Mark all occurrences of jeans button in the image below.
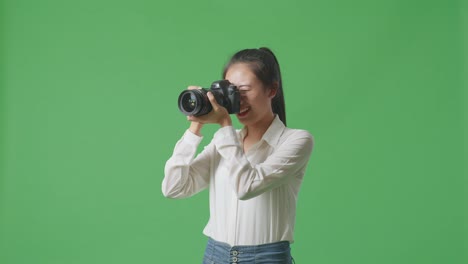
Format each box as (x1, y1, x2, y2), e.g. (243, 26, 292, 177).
(232, 256, 238, 262)
(232, 250, 238, 256)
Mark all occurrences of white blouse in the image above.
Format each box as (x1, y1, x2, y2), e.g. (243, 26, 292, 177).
(162, 115, 314, 246)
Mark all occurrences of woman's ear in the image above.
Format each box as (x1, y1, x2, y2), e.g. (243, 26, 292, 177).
(268, 82, 279, 99)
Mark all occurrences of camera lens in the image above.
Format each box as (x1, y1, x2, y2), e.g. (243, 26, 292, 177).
(181, 93, 197, 112)
(178, 89, 212, 116)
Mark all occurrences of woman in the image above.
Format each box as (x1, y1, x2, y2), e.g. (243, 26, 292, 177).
(163, 47, 314, 263)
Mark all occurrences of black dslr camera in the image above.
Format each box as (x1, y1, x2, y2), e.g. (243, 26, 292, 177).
(178, 80, 240, 116)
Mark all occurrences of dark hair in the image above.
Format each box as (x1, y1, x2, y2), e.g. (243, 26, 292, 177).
(222, 47, 286, 126)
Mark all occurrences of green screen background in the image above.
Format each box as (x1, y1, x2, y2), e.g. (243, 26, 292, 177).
(1, 0, 465, 263)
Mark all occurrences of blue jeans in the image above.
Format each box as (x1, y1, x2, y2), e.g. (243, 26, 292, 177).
(203, 237, 294, 264)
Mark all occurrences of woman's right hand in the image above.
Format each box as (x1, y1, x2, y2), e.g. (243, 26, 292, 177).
(185, 85, 232, 136)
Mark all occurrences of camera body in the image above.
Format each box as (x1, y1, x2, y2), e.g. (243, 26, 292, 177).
(178, 80, 240, 116)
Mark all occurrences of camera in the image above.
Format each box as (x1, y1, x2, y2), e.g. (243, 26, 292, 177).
(178, 80, 240, 116)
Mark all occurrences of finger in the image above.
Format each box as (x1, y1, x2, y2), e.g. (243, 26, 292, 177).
(187, 115, 204, 123)
(207, 92, 220, 110)
(187, 85, 202, 90)
(187, 115, 198, 122)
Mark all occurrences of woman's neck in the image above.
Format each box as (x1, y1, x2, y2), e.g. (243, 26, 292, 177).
(244, 113, 276, 142)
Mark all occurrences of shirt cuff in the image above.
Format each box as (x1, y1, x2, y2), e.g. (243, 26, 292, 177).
(183, 129, 203, 146)
(213, 126, 240, 147)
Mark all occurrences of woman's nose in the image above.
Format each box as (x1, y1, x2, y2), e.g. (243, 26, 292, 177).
(240, 97, 247, 105)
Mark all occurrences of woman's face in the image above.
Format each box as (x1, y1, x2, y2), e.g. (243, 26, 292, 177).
(225, 63, 276, 126)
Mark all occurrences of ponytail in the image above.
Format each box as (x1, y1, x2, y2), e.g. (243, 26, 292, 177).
(259, 47, 286, 126)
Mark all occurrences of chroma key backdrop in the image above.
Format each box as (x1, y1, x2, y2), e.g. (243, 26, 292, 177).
(0, 0, 465, 263)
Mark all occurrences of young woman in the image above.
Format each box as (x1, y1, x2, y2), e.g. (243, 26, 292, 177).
(163, 47, 314, 263)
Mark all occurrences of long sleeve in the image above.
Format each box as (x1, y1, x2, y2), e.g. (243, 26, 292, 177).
(162, 130, 213, 199)
(212, 126, 314, 200)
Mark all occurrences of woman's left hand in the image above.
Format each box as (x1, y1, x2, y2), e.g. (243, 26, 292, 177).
(187, 92, 232, 127)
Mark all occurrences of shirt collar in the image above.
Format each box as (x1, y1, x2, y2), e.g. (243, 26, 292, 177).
(238, 115, 286, 147)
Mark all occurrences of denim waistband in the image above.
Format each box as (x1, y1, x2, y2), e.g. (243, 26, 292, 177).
(203, 237, 293, 264)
